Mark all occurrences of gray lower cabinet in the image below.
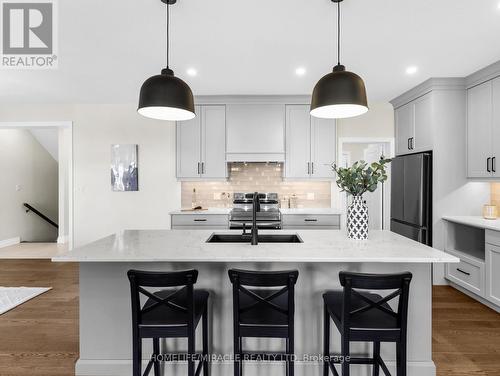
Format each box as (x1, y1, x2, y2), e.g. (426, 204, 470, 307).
(486, 243, 500, 306)
(171, 214, 228, 230)
(282, 214, 340, 230)
(176, 105, 226, 180)
(444, 221, 500, 310)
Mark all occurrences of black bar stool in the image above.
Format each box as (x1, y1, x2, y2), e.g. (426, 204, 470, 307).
(127, 269, 209, 376)
(323, 271, 412, 376)
(228, 269, 299, 376)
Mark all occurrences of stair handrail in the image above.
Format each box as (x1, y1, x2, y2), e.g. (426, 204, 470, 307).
(23, 203, 59, 229)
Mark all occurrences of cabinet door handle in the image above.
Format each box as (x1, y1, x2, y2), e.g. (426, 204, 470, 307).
(201, 162, 205, 174)
(411, 137, 414, 150)
(408, 138, 411, 150)
(493, 157, 496, 173)
(311, 162, 314, 175)
(193, 219, 207, 222)
(456, 268, 470, 276)
(304, 218, 318, 222)
(487, 157, 491, 173)
(307, 162, 310, 175)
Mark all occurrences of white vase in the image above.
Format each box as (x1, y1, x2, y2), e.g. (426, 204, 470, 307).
(347, 196, 369, 240)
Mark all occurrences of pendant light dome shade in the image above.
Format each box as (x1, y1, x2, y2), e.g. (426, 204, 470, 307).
(138, 68, 195, 121)
(310, 65, 368, 119)
(310, 0, 368, 119)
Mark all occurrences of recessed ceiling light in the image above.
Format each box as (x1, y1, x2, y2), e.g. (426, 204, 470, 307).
(295, 67, 306, 76)
(406, 66, 418, 75)
(186, 68, 198, 77)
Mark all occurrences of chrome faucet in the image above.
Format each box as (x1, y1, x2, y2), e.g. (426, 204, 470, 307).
(251, 192, 260, 245)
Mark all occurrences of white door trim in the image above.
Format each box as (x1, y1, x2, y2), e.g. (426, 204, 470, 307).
(0, 121, 74, 249)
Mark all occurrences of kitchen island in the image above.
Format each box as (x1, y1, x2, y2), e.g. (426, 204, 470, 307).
(53, 229, 457, 376)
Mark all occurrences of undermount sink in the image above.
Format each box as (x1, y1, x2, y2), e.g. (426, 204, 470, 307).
(206, 233, 303, 243)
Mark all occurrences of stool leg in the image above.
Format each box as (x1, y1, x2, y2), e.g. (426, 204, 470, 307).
(203, 307, 209, 376)
(233, 335, 241, 376)
(289, 331, 294, 376)
(372, 342, 380, 376)
(133, 336, 142, 376)
(341, 337, 350, 376)
(323, 303, 330, 376)
(153, 338, 160, 376)
(396, 341, 407, 376)
(188, 332, 195, 376)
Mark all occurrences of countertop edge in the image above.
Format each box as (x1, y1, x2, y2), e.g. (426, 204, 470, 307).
(443, 216, 500, 231)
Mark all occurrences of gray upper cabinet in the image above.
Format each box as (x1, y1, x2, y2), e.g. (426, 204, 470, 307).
(285, 105, 336, 179)
(394, 92, 433, 156)
(285, 105, 311, 178)
(395, 102, 413, 155)
(311, 116, 336, 179)
(226, 104, 285, 162)
(176, 105, 227, 180)
(177, 106, 202, 179)
(467, 81, 493, 178)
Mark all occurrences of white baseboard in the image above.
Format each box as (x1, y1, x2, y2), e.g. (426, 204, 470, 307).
(57, 235, 68, 244)
(76, 359, 436, 376)
(0, 237, 20, 249)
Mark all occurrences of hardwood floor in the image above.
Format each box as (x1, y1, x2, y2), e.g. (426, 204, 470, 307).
(433, 286, 500, 376)
(0, 261, 498, 375)
(0, 259, 78, 376)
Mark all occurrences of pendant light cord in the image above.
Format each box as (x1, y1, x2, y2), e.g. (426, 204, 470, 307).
(337, 1, 341, 66)
(166, 2, 170, 68)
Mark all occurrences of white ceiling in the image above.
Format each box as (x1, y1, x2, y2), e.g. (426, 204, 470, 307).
(2, 0, 500, 104)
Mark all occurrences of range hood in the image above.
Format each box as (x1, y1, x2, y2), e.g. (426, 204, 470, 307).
(225, 104, 285, 162)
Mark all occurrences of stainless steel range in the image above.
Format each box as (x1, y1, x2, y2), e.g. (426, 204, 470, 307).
(229, 192, 281, 229)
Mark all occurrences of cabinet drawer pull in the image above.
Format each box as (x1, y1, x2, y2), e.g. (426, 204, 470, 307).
(304, 219, 318, 222)
(487, 157, 491, 173)
(456, 268, 471, 276)
(193, 219, 207, 222)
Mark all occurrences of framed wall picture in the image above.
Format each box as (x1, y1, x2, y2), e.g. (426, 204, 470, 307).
(111, 144, 138, 192)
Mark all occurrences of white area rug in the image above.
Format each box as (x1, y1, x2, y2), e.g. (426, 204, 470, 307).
(0, 287, 52, 315)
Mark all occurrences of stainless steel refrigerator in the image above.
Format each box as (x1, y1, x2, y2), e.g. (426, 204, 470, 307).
(390, 152, 432, 246)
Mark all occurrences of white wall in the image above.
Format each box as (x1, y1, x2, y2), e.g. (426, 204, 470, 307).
(332, 102, 395, 209)
(0, 129, 58, 242)
(0, 104, 181, 247)
(72, 105, 180, 246)
(337, 102, 395, 139)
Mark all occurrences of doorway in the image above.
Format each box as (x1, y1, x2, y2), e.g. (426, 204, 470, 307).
(0, 122, 73, 252)
(338, 138, 394, 230)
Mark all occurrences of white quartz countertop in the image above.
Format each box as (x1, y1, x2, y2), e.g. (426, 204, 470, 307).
(53, 229, 457, 264)
(169, 208, 342, 215)
(443, 215, 500, 231)
(280, 208, 342, 215)
(169, 208, 231, 215)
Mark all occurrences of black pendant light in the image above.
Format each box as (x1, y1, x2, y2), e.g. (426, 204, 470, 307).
(138, 0, 195, 121)
(310, 0, 368, 119)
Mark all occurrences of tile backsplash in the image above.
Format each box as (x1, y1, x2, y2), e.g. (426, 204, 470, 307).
(181, 163, 332, 209)
(491, 183, 500, 208)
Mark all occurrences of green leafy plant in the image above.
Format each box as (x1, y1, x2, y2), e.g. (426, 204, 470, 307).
(332, 157, 391, 196)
